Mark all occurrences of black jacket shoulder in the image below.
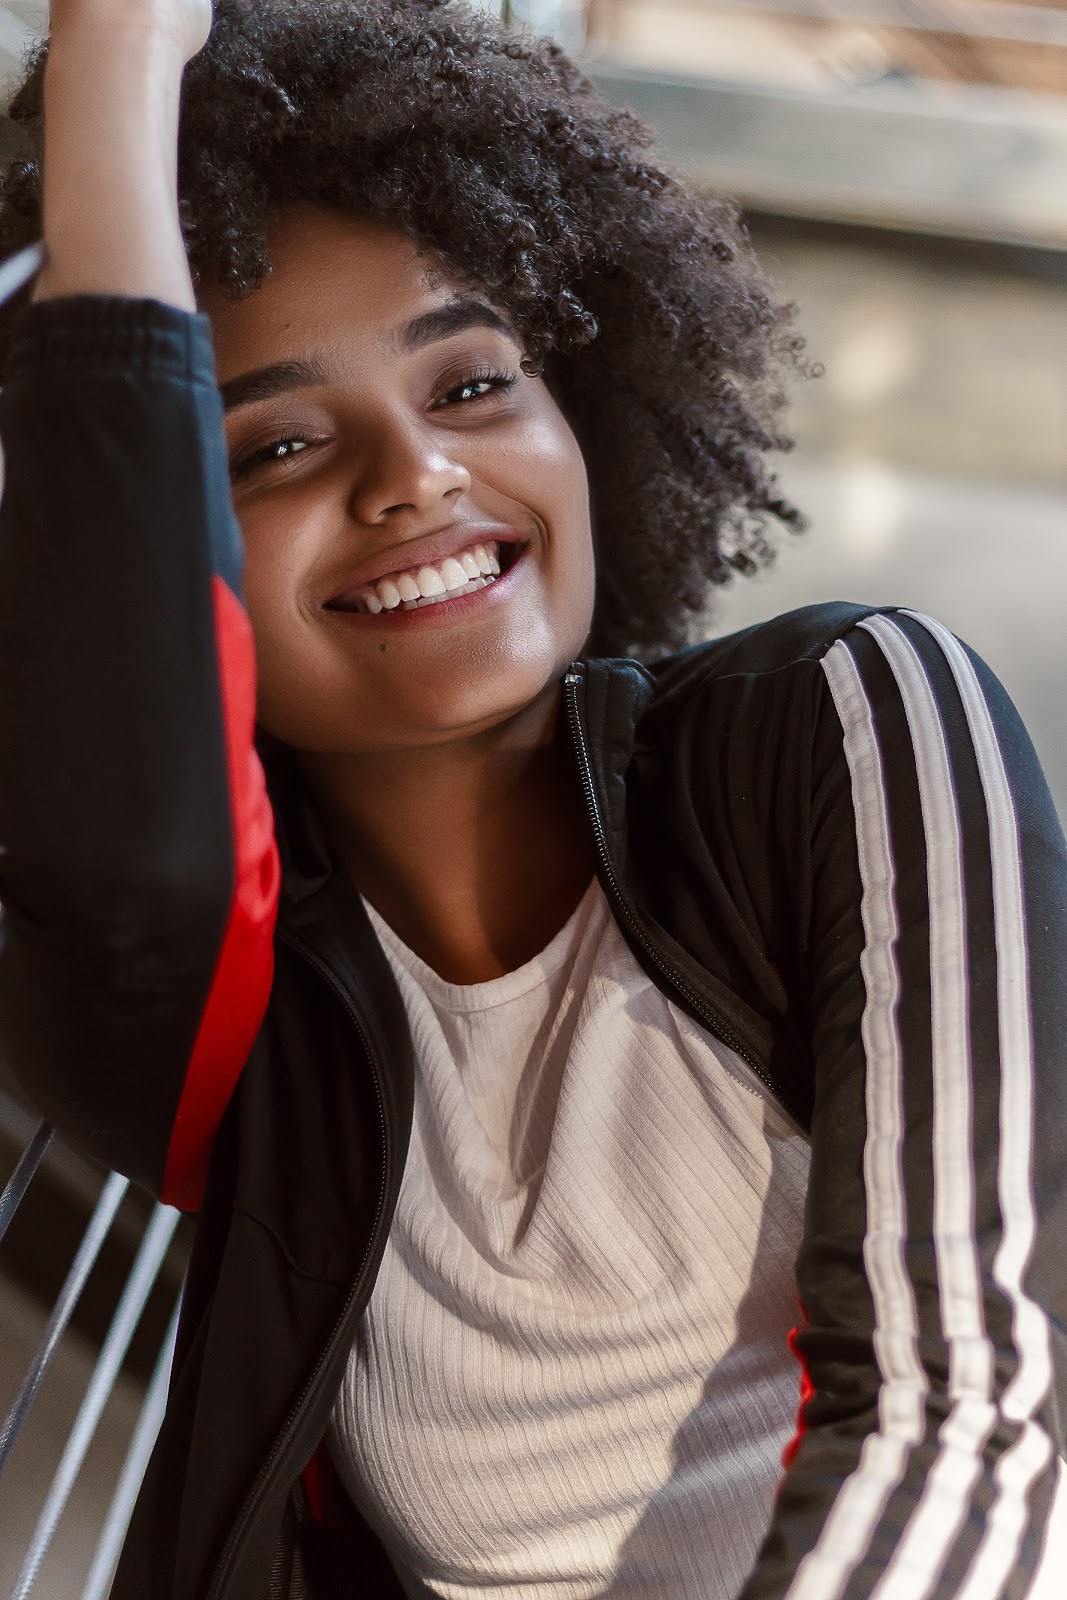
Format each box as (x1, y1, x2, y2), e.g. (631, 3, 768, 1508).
(648, 600, 898, 698)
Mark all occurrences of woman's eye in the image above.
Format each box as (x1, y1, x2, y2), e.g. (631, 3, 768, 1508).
(231, 437, 311, 478)
(437, 370, 517, 408)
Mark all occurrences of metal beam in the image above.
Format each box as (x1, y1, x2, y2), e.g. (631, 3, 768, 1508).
(677, 0, 1067, 49)
(584, 60, 1067, 249)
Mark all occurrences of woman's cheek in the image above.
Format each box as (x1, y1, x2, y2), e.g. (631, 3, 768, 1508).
(488, 399, 594, 583)
(238, 518, 317, 737)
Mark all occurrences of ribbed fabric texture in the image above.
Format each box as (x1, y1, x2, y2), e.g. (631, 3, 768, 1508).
(328, 881, 811, 1600)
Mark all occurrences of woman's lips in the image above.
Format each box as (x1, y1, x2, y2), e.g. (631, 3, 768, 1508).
(330, 539, 504, 615)
(324, 543, 530, 628)
(325, 529, 527, 612)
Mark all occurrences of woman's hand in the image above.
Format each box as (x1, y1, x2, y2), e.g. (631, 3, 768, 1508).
(33, 0, 213, 309)
(48, 0, 212, 67)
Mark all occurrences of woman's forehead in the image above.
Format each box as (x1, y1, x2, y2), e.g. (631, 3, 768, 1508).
(203, 205, 499, 377)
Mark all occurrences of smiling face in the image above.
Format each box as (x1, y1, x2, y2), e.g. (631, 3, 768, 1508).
(202, 206, 596, 756)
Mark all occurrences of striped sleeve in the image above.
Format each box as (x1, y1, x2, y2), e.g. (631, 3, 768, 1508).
(742, 611, 1067, 1600)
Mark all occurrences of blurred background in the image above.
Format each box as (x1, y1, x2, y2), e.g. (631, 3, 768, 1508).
(0, 0, 1065, 1594)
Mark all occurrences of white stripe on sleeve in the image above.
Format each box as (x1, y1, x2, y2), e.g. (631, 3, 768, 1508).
(785, 637, 926, 1600)
(905, 612, 1054, 1600)
(861, 615, 998, 1600)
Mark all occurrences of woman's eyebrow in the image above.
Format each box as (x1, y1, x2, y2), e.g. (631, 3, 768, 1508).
(219, 357, 331, 413)
(219, 301, 514, 412)
(397, 298, 515, 353)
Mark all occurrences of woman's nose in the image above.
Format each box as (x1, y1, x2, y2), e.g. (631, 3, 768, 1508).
(347, 423, 473, 525)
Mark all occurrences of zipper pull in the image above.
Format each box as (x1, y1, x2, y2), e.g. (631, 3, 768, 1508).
(563, 665, 583, 686)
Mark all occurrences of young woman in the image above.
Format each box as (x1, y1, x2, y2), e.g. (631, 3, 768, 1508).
(0, 3, 1064, 1598)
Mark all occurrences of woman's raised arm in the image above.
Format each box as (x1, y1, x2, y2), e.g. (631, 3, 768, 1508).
(0, 0, 280, 1212)
(34, 0, 210, 308)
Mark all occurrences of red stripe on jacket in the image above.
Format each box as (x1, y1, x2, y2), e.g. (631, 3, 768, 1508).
(162, 578, 280, 1212)
(781, 1312, 815, 1473)
(302, 1442, 345, 1527)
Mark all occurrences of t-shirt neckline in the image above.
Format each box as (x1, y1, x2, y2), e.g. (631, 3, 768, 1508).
(362, 876, 605, 1013)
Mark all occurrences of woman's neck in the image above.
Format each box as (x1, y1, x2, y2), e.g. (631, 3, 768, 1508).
(297, 685, 596, 984)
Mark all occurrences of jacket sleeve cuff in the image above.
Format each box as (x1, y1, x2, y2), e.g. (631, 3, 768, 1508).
(2, 294, 218, 387)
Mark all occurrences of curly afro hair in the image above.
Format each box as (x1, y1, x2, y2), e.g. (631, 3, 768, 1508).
(0, 0, 808, 660)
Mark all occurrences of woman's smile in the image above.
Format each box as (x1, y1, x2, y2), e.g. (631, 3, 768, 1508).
(324, 528, 527, 617)
(324, 540, 530, 630)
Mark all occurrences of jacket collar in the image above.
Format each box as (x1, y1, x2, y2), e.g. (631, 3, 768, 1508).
(567, 655, 655, 846)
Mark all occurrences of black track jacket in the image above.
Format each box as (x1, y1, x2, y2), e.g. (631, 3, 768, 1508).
(0, 296, 1064, 1600)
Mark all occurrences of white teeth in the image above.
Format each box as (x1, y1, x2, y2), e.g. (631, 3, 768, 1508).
(396, 572, 497, 611)
(352, 540, 510, 614)
(416, 566, 447, 599)
(440, 557, 469, 591)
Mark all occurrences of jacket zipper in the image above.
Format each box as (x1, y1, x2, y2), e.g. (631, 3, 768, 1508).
(563, 665, 788, 1112)
(205, 932, 391, 1600)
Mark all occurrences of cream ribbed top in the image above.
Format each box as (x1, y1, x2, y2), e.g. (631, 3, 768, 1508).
(328, 879, 811, 1600)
